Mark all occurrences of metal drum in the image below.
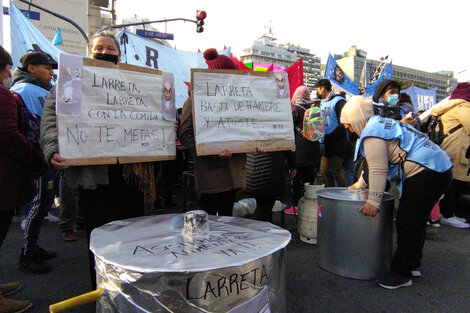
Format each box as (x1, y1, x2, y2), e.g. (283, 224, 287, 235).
(316, 187, 394, 280)
(90, 214, 291, 312)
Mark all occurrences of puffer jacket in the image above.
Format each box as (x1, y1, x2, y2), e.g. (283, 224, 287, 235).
(431, 98, 470, 182)
(244, 151, 295, 197)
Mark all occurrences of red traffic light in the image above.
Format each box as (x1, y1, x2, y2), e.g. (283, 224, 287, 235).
(196, 10, 207, 20)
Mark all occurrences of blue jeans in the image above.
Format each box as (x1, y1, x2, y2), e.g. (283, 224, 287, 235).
(22, 169, 56, 255)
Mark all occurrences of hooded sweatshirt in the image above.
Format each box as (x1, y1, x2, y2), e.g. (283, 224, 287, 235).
(10, 67, 52, 118)
(341, 96, 423, 207)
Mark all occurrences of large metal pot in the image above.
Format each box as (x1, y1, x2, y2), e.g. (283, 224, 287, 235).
(316, 187, 395, 280)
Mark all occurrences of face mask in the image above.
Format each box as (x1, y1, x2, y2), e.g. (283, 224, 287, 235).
(92, 53, 119, 64)
(387, 94, 399, 106)
(2, 76, 13, 88)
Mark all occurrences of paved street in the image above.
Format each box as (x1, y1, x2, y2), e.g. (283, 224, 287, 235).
(1, 205, 469, 313)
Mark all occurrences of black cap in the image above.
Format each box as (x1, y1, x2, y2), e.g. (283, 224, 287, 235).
(20, 52, 58, 70)
(0, 45, 13, 66)
(372, 79, 401, 103)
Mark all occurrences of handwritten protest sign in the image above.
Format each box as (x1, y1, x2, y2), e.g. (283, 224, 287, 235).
(56, 54, 176, 165)
(191, 69, 295, 156)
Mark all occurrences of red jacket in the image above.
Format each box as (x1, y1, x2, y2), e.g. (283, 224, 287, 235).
(0, 85, 46, 211)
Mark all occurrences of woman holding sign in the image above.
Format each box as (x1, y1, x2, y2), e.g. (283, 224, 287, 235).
(40, 31, 148, 291)
(179, 49, 246, 216)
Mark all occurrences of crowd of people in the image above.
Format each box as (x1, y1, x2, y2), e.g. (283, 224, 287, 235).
(0, 31, 469, 312)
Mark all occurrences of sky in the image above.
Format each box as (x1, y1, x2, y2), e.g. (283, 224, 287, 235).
(114, 0, 470, 82)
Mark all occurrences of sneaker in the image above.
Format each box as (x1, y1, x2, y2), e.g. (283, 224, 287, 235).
(427, 219, 440, 228)
(0, 282, 21, 296)
(34, 246, 58, 260)
(440, 216, 470, 229)
(284, 206, 298, 215)
(19, 250, 52, 275)
(411, 267, 421, 278)
(0, 293, 32, 313)
(44, 213, 60, 222)
(377, 271, 412, 290)
(61, 231, 78, 242)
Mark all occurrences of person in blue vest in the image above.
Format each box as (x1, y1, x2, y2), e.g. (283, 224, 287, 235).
(372, 79, 417, 126)
(341, 96, 452, 289)
(10, 51, 58, 274)
(314, 79, 348, 187)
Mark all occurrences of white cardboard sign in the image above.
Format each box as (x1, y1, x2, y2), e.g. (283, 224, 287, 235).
(57, 54, 176, 165)
(192, 70, 295, 156)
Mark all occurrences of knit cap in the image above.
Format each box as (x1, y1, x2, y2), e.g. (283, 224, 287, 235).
(203, 48, 237, 70)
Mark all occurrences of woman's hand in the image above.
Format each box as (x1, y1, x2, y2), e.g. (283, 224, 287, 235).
(359, 202, 379, 217)
(50, 153, 68, 170)
(218, 149, 232, 158)
(401, 115, 417, 127)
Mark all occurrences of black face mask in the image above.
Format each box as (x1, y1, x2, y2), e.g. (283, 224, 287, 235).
(92, 53, 119, 64)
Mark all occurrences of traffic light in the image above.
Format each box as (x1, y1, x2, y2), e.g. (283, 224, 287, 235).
(196, 10, 207, 33)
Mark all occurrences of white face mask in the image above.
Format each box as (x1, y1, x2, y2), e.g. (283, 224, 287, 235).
(2, 76, 13, 89)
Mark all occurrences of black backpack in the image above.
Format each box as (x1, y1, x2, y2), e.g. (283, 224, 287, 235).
(426, 115, 462, 145)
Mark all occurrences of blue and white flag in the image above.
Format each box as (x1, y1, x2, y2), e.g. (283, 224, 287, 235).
(52, 27, 63, 46)
(402, 85, 436, 112)
(364, 61, 392, 96)
(324, 54, 393, 97)
(324, 54, 359, 95)
(10, 2, 63, 69)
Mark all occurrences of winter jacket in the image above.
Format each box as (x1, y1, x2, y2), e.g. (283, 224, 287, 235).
(10, 67, 52, 119)
(291, 99, 321, 167)
(0, 85, 45, 211)
(244, 151, 295, 197)
(179, 97, 246, 194)
(431, 98, 470, 182)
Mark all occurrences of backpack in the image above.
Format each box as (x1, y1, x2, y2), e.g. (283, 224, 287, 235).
(426, 114, 462, 145)
(294, 104, 326, 142)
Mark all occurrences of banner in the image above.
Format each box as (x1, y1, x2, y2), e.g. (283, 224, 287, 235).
(324, 54, 392, 97)
(402, 85, 436, 112)
(9, 4, 229, 109)
(57, 54, 176, 165)
(191, 69, 295, 156)
(116, 30, 231, 108)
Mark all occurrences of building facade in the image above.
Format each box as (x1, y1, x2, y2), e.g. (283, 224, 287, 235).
(336, 46, 458, 101)
(240, 26, 321, 91)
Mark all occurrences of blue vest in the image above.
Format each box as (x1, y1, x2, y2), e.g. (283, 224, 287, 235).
(355, 115, 452, 195)
(320, 96, 345, 135)
(10, 82, 49, 117)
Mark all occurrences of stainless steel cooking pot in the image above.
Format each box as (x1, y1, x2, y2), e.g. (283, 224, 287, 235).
(316, 187, 395, 280)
